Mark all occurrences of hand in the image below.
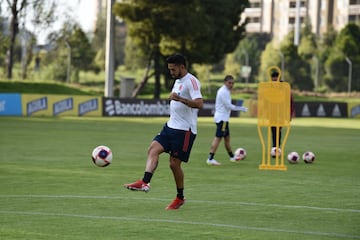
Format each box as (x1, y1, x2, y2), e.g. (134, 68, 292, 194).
(238, 106, 248, 112)
(169, 92, 180, 101)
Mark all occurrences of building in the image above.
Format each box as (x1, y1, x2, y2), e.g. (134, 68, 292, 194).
(244, 0, 360, 43)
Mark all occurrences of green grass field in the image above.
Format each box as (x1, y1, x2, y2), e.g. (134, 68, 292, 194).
(0, 117, 359, 240)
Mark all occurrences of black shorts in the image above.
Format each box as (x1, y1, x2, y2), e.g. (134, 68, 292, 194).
(154, 124, 196, 162)
(215, 121, 230, 138)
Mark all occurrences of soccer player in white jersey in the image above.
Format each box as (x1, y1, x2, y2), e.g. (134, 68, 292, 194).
(124, 53, 203, 210)
(206, 75, 248, 166)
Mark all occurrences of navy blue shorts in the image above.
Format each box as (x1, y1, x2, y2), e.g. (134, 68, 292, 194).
(215, 121, 230, 138)
(154, 124, 196, 162)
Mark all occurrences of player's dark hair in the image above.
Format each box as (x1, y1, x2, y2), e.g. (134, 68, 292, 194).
(271, 71, 279, 78)
(166, 53, 186, 67)
(224, 75, 234, 82)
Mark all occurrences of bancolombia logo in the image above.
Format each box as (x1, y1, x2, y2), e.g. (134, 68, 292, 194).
(104, 99, 170, 116)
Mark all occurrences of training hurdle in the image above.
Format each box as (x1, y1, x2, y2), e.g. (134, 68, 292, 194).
(257, 66, 291, 171)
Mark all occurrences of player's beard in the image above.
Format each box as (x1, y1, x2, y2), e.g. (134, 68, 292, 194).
(171, 72, 181, 79)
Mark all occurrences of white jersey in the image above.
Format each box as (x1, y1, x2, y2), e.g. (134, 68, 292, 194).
(214, 85, 243, 123)
(167, 73, 202, 134)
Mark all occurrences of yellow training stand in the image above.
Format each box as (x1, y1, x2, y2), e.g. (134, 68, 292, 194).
(258, 66, 291, 171)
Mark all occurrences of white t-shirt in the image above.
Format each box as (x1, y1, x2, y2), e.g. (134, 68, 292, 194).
(214, 85, 243, 123)
(167, 73, 202, 134)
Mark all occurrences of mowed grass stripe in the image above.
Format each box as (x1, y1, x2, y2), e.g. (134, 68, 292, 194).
(0, 210, 359, 239)
(0, 194, 359, 213)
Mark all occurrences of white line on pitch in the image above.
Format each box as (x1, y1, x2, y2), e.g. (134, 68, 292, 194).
(0, 210, 359, 239)
(0, 194, 359, 213)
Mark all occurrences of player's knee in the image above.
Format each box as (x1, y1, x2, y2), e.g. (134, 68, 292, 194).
(169, 157, 181, 169)
(148, 141, 163, 155)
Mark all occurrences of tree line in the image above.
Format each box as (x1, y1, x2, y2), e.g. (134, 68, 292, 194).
(0, 0, 359, 97)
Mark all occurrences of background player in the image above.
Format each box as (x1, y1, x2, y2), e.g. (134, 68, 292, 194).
(206, 75, 248, 166)
(270, 70, 295, 149)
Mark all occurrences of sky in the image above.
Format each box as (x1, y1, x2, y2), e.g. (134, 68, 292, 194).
(65, 0, 98, 33)
(0, 0, 97, 44)
(50, 0, 98, 35)
(1, 0, 99, 44)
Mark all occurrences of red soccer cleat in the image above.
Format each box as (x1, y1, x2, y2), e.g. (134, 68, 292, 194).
(165, 197, 185, 210)
(124, 180, 150, 192)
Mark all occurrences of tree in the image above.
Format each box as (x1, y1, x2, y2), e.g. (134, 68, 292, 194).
(258, 41, 280, 82)
(259, 31, 314, 91)
(297, 20, 318, 89)
(224, 53, 241, 78)
(42, 22, 95, 82)
(92, 7, 126, 71)
(280, 31, 313, 91)
(231, 32, 271, 83)
(323, 23, 360, 91)
(3, 0, 57, 79)
(298, 18, 317, 61)
(68, 25, 96, 81)
(0, 18, 8, 71)
(160, 0, 249, 65)
(113, 0, 166, 98)
(113, 0, 249, 99)
(316, 26, 337, 89)
(336, 23, 360, 58)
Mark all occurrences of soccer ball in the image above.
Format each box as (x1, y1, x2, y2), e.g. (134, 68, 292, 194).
(270, 147, 281, 158)
(234, 148, 247, 160)
(287, 151, 300, 164)
(302, 151, 315, 164)
(91, 145, 113, 167)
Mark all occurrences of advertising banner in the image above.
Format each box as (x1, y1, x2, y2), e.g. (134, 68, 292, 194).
(348, 102, 360, 118)
(102, 98, 243, 117)
(243, 100, 349, 118)
(2, 94, 352, 118)
(0, 93, 22, 116)
(103, 98, 170, 116)
(21, 94, 102, 117)
(294, 102, 348, 118)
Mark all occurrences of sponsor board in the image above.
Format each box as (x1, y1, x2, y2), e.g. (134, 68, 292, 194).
(22, 94, 102, 116)
(295, 102, 347, 117)
(103, 98, 170, 116)
(0, 93, 22, 116)
(348, 102, 360, 118)
(245, 101, 348, 118)
(102, 98, 243, 117)
(79, 98, 99, 116)
(2, 94, 352, 118)
(53, 97, 73, 116)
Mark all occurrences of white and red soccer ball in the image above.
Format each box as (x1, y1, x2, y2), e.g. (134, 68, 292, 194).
(286, 151, 315, 164)
(92, 145, 113, 167)
(287, 151, 300, 164)
(302, 151, 315, 164)
(234, 148, 247, 160)
(270, 147, 281, 158)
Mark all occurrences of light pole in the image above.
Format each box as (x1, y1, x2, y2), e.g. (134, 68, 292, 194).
(345, 57, 352, 94)
(241, 50, 249, 87)
(105, 0, 115, 97)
